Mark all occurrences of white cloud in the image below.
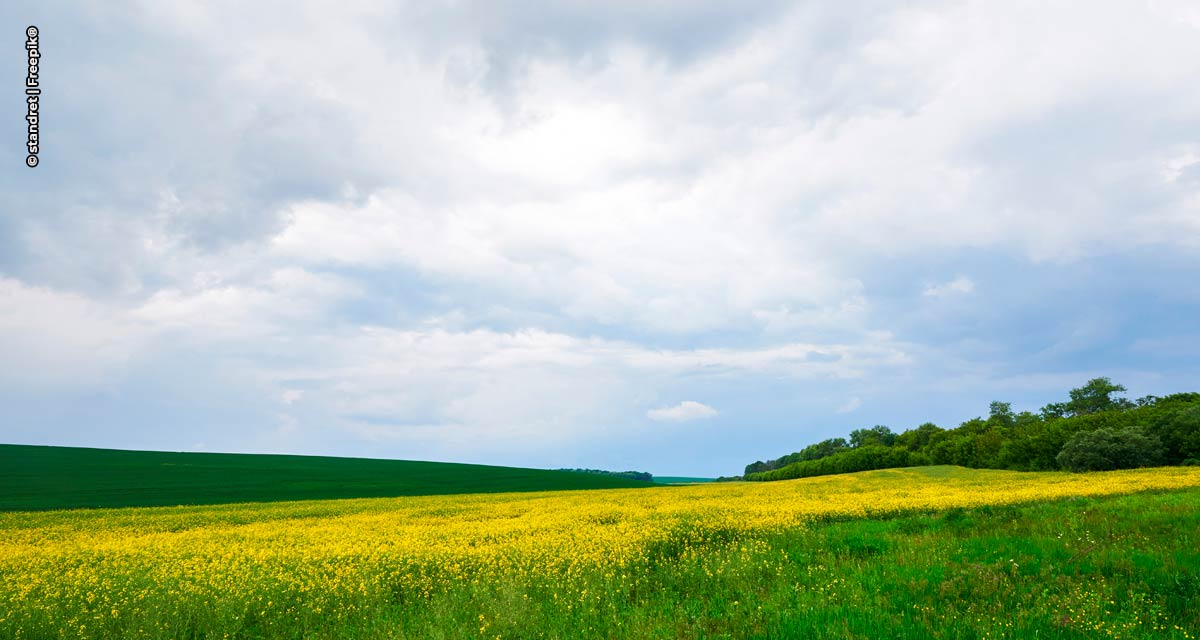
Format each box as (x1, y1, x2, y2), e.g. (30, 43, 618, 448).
(15, 2, 1200, 309)
(923, 276, 975, 298)
(0, 278, 144, 387)
(837, 397, 862, 413)
(647, 401, 719, 422)
(273, 326, 904, 423)
(131, 267, 362, 338)
(244, 1, 1200, 338)
(5, 1, 1200, 471)
(270, 184, 866, 334)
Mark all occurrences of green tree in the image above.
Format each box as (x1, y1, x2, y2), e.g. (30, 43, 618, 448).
(1056, 426, 1166, 472)
(849, 425, 896, 448)
(797, 438, 849, 461)
(988, 401, 1015, 429)
(1068, 378, 1133, 415)
(1147, 405, 1200, 464)
(1041, 378, 1133, 419)
(741, 380, 1200, 481)
(1136, 395, 1161, 407)
(896, 422, 943, 451)
(744, 460, 770, 476)
(1040, 402, 1068, 420)
(1014, 411, 1042, 428)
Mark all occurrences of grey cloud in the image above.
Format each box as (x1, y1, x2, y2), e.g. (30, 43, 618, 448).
(1, 2, 390, 294)
(3, 1, 1200, 473)
(393, 1, 794, 64)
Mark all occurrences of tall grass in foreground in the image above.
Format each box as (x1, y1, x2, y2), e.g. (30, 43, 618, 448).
(1, 466, 1198, 639)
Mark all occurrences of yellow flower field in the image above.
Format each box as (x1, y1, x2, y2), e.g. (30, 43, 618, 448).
(2, 465, 1199, 639)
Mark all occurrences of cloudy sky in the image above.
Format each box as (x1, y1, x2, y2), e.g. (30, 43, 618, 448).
(3, 1, 1199, 476)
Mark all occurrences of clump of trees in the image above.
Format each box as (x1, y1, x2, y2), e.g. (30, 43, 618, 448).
(1055, 426, 1165, 472)
(560, 468, 653, 482)
(745, 437, 849, 475)
(744, 378, 1200, 481)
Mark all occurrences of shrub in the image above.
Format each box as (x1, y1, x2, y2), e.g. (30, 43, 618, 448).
(1056, 426, 1166, 472)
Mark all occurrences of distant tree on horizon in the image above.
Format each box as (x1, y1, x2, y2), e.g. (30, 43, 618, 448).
(1040, 377, 1134, 419)
(742, 378, 1200, 481)
(849, 425, 896, 448)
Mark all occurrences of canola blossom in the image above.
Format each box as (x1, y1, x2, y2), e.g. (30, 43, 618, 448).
(2, 466, 1199, 639)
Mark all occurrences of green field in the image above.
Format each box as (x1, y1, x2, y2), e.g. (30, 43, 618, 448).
(632, 488, 1200, 639)
(0, 444, 651, 511)
(2, 465, 1198, 639)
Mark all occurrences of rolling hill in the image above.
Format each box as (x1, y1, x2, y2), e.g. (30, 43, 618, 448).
(0, 444, 654, 511)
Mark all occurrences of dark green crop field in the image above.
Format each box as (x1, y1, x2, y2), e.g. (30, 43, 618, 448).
(0, 444, 653, 511)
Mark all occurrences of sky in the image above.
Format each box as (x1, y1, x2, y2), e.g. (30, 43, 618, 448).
(2, 1, 1199, 477)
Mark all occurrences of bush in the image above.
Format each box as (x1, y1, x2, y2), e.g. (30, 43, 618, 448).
(1056, 426, 1166, 472)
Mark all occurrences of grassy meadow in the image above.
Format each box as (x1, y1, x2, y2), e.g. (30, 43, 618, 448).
(0, 445, 650, 511)
(2, 465, 1199, 639)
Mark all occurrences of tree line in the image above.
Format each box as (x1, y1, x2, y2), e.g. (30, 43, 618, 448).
(560, 468, 654, 482)
(741, 378, 1200, 481)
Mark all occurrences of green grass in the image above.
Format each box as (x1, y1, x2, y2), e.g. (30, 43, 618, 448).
(382, 487, 1200, 639)
(0, 444, 653, 511)
(3, 469, 1198, 638)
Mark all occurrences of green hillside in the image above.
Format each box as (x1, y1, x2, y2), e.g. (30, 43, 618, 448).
(652, 476, 715, 484)
(0, 444, 654, 511)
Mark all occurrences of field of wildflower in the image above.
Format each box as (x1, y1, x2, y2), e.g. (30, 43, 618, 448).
(2, 465, 1199, 639)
